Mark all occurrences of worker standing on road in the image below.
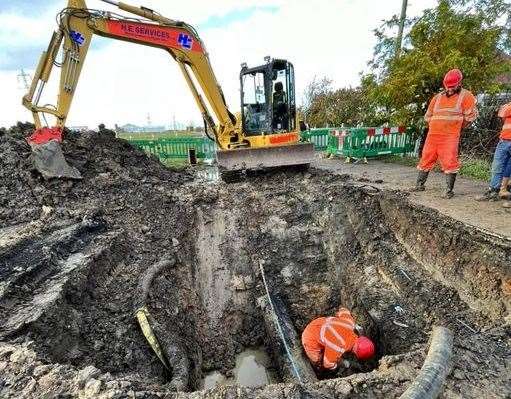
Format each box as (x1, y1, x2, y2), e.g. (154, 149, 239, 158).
(412, 69, 478, 198)
(476, 102, 511, 202)
(501, 160, 511, 208)
(301, 307, 375, 373)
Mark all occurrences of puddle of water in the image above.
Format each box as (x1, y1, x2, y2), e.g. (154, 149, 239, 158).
(234, 348, 273, 388)
(201, 348, 275, 390)
(201, 371, 227, 390)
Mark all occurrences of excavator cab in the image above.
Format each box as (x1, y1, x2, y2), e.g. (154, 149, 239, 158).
(216, 58, 313, 173)
(240, 58, 296, 136)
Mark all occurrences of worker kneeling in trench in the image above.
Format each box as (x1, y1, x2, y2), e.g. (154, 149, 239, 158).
(301, 307, 376, 377)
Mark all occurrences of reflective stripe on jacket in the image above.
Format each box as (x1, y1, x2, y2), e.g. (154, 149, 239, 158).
(301, 309, 358, 370)
(319, 311, 357, 370)
(498, 102, 511, 140)
(424, 89, 477, 136)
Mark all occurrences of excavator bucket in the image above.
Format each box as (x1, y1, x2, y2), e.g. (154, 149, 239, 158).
(216, 142, 315, 172)
(29, 141, 82, 180)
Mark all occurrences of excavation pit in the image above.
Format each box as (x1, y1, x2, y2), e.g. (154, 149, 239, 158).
(0, 130, 509, 398)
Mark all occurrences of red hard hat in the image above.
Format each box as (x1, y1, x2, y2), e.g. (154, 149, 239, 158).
(443, 69, 463, 89)
(352, 336, 375, 360)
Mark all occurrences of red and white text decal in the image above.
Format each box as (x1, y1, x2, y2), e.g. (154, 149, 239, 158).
(106, 20, 203, 53)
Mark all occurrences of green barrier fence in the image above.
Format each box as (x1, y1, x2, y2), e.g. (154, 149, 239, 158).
(125, 127, 415, 164)
(300, 128, 330, 151)
(325, 126, 415, 160)
(129, 137, 217, 161)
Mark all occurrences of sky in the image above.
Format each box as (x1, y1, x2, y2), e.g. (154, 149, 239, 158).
(0, 0, 438, 129)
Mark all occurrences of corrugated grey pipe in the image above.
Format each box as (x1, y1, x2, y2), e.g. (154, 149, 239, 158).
(399, 326, 454, 399)
(134, 258, 189, 391)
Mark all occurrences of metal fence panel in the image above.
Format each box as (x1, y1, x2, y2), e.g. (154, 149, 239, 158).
(302, 126, 416, 159)
(127, 127, 416, 164)
(300, 129, 330, 150)
(129, 137, 217, 161)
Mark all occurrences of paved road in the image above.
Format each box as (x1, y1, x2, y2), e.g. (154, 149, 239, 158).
(314, 157, 511, 240)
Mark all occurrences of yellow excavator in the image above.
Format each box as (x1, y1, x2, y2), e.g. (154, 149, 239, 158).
(23, 0, 314, 179)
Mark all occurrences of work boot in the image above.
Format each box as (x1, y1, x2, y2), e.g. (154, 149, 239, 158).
(499, 177, 511, 200)
(476, 188, 499, 201)
(410, 170, 429, 191)
(503, 200, 511, 209)
(441, 173, 456, 199)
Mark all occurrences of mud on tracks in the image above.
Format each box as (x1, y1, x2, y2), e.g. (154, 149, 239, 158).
(0, 128, 510, 398)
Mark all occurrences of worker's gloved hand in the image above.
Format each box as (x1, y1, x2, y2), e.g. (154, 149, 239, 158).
(340, 359, 351, 369)
(331, 359, 353, 379)
(354, 324, 364, 335)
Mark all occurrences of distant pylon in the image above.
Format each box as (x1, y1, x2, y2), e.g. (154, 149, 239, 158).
(17, 69, 31, 91)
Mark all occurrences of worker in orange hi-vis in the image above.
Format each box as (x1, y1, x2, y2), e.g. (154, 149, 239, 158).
(412, 69, 478, 198)
(301, 307, 375, 372)
(476, 102, 511, 202)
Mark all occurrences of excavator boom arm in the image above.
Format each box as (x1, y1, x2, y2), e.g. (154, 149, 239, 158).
(23, 0, 237, 148)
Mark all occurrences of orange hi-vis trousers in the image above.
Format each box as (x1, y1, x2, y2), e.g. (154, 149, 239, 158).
(417, 133, 460, 174)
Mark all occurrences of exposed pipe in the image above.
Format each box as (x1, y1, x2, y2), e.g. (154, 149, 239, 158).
(134, 258, 175, 309)
(134, 258, 189, 391)
(258, 261, 318, 384)
(399, 326, 454, 399)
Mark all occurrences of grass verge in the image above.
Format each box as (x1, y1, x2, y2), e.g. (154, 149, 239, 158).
(381, 155, 491, 181)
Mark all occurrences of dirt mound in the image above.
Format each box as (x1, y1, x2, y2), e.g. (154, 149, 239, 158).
(0, 123, 192, 227)
(0, 125, 509, 398)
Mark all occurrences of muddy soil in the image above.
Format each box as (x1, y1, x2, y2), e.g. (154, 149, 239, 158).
(0, 125, 509, 398)
(316, 157, 511, 238)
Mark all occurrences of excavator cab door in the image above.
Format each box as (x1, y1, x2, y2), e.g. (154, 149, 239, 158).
(240, 59, 296, 136)
(271, 60, 296, 133)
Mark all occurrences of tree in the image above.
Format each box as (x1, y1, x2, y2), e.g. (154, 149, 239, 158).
(302, 77, 334, 127)
(363, 0, 511, 128)
(302, 77, 385, 127)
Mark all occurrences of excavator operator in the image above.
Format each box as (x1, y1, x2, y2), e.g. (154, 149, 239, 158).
(273, 81, 288, 130)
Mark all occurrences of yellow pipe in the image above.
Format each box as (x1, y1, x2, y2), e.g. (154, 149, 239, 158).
(135, 306, 171, 370)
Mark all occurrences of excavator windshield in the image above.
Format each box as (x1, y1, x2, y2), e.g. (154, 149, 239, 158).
(240, 59, 296, 136)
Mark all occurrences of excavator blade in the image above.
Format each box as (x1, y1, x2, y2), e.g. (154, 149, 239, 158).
(29, 141, 82, 180)
(216, 142, 315, 172)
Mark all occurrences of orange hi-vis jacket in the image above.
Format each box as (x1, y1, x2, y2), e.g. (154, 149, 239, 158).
(424, 89, 477, 136)
(498, 102, 511, 140)
(301, 308, 358, 370)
